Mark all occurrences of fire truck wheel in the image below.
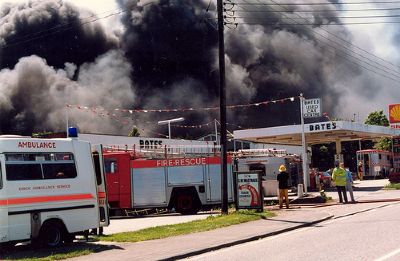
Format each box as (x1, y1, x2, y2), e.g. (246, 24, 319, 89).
(175, 194, 198, 215)
(39, 221, 64, 247)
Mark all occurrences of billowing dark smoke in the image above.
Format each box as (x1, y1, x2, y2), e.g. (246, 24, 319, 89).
(118, 0, 358, 133)
(0, 0, 117, 70)
(0, 0, 133, 135)
(0, 0, 365, 137)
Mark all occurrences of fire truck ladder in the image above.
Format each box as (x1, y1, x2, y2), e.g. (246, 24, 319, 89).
(103, 144, 221, 159)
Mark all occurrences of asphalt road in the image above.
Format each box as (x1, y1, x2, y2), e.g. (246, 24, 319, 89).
(187, 202, 400, 261)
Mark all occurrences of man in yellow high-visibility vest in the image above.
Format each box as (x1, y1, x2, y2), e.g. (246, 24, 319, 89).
(332, 161, 348, 204)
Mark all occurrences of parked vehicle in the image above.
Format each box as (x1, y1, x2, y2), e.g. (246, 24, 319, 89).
(356, 149, 392, 179)
(0, 128, 109, 248)
(103, 146, 234, 215)
(319, 171, 332, 187)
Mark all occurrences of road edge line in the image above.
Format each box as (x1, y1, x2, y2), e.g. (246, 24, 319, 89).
(160, 214, 334, 261)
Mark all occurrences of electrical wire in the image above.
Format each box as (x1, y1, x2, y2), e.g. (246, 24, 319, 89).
(265, 0, 400, 73)
(230, 14, 400, 19)
(227, 0, 400, 82)
(229, 7, 400, 13)
(234, 1, 400, 6)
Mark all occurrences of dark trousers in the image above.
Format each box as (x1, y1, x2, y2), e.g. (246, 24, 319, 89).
(336, 186, 348, 203)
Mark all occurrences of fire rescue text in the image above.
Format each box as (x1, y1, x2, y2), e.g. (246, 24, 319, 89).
(156, 158, 206, 167)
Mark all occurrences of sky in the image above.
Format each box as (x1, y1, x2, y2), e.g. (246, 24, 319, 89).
(0, 0, 399, 136)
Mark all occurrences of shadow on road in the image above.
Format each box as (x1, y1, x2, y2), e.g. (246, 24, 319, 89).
(353, 186, 383, 192)
(0, 241, 123, 260)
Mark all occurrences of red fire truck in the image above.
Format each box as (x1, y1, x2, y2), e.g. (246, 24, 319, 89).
(103, 147, 234, 215)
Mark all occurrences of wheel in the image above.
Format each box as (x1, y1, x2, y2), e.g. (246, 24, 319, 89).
(64, 233, 75, 244)
(39, 221, 64, 247)
(0, 242, 15, 253)
(175, 194, 198, 215)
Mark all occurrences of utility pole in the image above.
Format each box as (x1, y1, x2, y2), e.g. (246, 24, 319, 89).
(217, 0, 228, 214)
(299, 93, 308, 194)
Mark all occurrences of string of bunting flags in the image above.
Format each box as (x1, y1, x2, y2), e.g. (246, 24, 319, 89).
(65, 96, 298, 132)
(65, 96, 298, 114)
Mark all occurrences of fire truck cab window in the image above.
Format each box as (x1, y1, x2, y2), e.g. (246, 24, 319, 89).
(105, 159, 117, 174)
(5, 153, 77, 181)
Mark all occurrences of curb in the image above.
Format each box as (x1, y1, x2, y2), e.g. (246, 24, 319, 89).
(161, 214, 334, 261)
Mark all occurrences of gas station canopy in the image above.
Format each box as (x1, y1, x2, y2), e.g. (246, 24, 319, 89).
(233, 121, 400, 145)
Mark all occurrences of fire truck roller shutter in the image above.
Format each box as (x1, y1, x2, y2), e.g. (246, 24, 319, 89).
(169, 187, 201, 215)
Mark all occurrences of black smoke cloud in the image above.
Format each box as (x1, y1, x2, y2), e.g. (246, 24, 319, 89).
(0, 0, 133, 135)
(0, 0, 363, 136)
(0, 0, 117, 70)
(118, 0, 358, 132)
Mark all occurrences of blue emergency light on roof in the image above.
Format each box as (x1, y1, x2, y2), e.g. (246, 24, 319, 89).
(68, 127, 78, 138)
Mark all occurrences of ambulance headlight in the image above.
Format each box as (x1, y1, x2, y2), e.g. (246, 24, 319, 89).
(68, 127, 78, 138)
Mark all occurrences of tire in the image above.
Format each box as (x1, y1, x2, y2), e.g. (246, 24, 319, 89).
(0, 242, 15, 253)
(175, 194, 198, 215)
(64, 233, 75, 244)
(39, 221, 64, 247)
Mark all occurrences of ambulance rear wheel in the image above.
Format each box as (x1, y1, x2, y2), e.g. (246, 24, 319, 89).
(39, 221, 64, 247)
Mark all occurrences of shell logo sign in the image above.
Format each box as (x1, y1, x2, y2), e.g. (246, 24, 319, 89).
(389, 104, 400, 124)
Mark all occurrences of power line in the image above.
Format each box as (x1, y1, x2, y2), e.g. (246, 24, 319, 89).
(229, 7, 400, 12)
(228, 20, 400, 24)
(250, 0, 400, 76)
(234, 1, 400, 6)
(263, 0, 400, 72)
(228, 0, 400, 83)
(229, 14, 400, 19)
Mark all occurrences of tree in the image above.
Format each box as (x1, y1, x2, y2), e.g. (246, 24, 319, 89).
(364, 110, 389, 126)
(364, 110, 391, 151)
(128, 127, 140, 137)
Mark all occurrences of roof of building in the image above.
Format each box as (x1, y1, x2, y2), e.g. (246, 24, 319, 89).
(233, 121, 400, 146)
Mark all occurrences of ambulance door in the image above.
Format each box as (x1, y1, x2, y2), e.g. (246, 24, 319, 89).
(0, 156, 8, 243)
(92, 145, 110, 227)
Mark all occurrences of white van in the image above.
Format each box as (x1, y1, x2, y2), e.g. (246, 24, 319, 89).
(0, 133, 109, 248)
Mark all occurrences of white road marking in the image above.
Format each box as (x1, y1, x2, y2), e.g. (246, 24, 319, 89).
(375, 247, 400, 261)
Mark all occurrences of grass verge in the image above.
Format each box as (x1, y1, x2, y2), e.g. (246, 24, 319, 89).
(98, 210, 274, 243)
(384, 183, 400, 190)
(1, 210, 274, 260)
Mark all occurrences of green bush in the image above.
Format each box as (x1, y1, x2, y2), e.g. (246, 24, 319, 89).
(389, 172, 400, 184)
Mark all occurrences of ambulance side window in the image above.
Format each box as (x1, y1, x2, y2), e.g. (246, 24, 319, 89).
(42, 163, 77, 179)
(5, 152, 77, 181)
(6, 163, 42, 180)
(92, 152, 102, 185)
(0, 163, 2, 189)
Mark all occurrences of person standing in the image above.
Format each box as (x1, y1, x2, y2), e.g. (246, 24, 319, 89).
(332, 161, 348, 204)
(341, 163, 356, 203)
(277, 165, 290, 209)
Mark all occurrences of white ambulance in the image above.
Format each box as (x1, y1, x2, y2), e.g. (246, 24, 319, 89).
(0, 129, 109, 248)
